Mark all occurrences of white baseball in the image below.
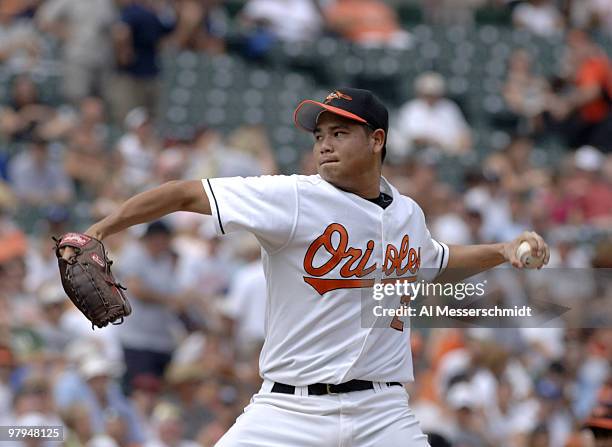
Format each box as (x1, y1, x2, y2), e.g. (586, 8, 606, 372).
(516, 241, 544, 269)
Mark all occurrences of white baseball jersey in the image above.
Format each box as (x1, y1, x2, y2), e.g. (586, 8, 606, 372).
(202, 174, 448, 386)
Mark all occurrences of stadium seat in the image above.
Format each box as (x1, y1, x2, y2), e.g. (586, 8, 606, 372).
(155, 20, 583, 172)
(474, 5, 512, 26)
(397, 3, 424, 26)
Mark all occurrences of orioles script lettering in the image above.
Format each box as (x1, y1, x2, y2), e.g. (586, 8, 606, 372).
(303, 223, 421, 295)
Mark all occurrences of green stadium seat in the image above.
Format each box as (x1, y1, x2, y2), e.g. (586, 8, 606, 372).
(283, 72, 307, 87)
(447, 76, 469, 97)
(224, 0, 245, 19)
(206, 89, 229, 107)
(169, 87, 191, 106)
(242, 107, 265, 125)
(412, 24, 433, 43)
(397, 3, 424, 26)
(444, 25, 471, 44)
(176, 51, 199, 70)
(478, 26, 501, 45)
(176, 69, 199, 88)
(248, 69, 272, 88)
(474, 5, 512, 26)
(154, 25, 577, 172)
(510, 29, 533, 46)
(166, 105, 189, 125)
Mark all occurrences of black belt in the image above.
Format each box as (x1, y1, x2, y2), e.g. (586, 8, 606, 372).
(271, 379, 402, 396)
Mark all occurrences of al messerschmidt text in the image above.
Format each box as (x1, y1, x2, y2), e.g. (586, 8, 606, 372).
(374, 305, 533, 318)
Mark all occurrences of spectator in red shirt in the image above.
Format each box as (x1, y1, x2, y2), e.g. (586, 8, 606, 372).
(571, 36, 612, 125)
(324, 0, 411, 48)
(572, 146, 612, 227)
(545, 146, 612, 227)
(547, 30, 612, 151)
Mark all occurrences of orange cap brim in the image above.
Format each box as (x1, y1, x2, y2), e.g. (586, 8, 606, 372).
(584, 417, 612, 430)
(294, 100, 368, 132)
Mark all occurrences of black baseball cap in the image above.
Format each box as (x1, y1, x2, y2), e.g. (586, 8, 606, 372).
(294, 88, 389, 157)
(143, 220, 171, 237)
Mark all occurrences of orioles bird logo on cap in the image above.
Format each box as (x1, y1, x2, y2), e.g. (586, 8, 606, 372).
(324, 90, 352, 104)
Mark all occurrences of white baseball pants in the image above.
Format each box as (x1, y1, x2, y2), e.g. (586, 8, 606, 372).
(215, 380, 431, 447)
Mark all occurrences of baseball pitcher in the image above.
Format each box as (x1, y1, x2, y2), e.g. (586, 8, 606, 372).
(57, 88, 549, 446)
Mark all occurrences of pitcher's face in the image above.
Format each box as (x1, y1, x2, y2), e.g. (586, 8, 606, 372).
(313, 113, 383, 191)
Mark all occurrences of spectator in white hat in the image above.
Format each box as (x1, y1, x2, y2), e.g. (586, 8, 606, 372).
(56, 355, 145, 445)
(116, 107, 162, 194)
(512, 0, 563, 37)
(571, 146, 612, 226)
(446, 382, 489, 447)
(148, 402, 200, 447)
(391, 72, 473, 157)
(34, 282, 70, 354)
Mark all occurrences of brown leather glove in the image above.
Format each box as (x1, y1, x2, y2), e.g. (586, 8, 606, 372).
(54, 233, 132, 329)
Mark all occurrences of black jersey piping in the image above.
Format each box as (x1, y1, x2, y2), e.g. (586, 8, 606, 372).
(207, 179, 225, 234)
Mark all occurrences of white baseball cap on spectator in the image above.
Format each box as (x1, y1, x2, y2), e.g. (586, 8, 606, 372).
(415, 72, 446, 97)
(574, 145, 604, 171)
(172, 332, 206, 366)
(432, 214, 471, 245)
(124, 107, 149, 130)
(411, 401, 453, 440)
(66, 339, 102, 365)
(447, 382, 478, 410)
(151, 402, 182, 424)
(37, 283, 66, 306)
(87, 435, 119, 447)
(15, 411, 50, 427)
(463, 188, 490, 214)
(78, 355, 118, 380)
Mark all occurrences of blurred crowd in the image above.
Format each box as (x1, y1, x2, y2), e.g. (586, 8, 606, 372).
(0, 0, 611, 447)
